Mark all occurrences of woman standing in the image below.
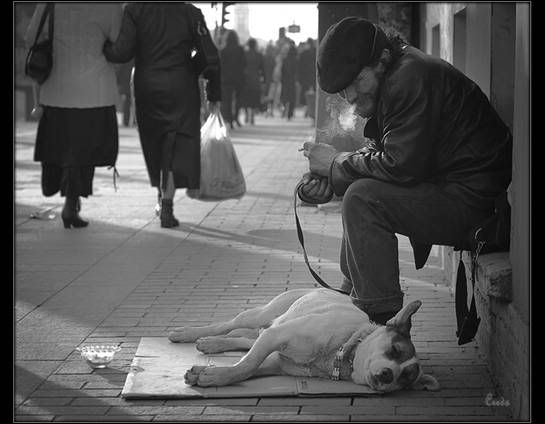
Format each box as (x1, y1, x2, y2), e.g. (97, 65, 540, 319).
(25, 3, 122, 228)
(103, 3, 221, 228)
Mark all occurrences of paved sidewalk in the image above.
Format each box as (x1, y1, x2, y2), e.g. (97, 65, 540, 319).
(15, 112, 513, 421)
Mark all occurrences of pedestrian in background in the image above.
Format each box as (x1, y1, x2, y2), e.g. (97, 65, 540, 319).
(219, 30, 246, 129)
(103, 3, 221, 228)
(297, 38, 317, 118)
(268, 46, 284, 117)
(241, 38, 265, 125)
(280, 41, 298, 120)
(262, 43, 276, 117)
(25, 3, 122, 229)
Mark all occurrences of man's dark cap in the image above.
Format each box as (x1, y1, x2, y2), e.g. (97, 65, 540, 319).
(317, 17, 386, 94)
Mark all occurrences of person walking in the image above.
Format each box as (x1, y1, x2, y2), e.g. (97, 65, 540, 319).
(280, 41, 298, 120)
(262, 43, 276, 117)
(241, 38, 265, 125)
(219, 30, 246, 129)
(297, 38, 317, 118)
(25, 3, 122, 229)
(103, 3, 221, 228)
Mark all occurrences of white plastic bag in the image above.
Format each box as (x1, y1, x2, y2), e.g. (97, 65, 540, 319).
(187, 110, 246, 200)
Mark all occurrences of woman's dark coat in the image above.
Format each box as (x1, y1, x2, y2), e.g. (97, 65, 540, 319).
(104, 3, 220, 189)
(220, 38, 246, 90)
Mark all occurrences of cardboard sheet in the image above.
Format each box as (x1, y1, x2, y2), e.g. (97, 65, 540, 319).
(122, 337, 380, 399)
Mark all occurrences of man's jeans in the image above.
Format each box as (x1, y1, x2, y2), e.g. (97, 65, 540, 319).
(339, 179, 490, 316)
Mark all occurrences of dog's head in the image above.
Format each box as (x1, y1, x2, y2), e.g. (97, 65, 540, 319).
(351, 300, 439, 393)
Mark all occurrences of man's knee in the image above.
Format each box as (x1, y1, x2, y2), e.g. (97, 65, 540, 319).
(342, 179, 387, 220)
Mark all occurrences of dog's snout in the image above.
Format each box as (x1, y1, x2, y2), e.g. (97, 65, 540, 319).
(376, 368, 394, 384)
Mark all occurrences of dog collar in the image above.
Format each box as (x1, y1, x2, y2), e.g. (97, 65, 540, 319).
(331, 343, 359, 381)
(331, 326, 378, 381)
(331, 346, 344, 380)
(332, 342, 419, 381)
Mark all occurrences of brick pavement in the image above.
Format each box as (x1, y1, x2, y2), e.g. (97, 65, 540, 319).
(14, 111, 514, 421)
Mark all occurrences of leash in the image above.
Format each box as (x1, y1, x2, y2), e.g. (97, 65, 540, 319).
(293, 182, 348, 295)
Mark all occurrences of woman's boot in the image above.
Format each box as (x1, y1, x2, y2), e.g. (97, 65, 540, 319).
(61, 196, 89, 229)
(160, 198, 179, 228)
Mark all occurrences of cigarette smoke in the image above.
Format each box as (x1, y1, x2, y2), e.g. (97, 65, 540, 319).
(316, 96, 365, 147)
(338, 103, 357, 131)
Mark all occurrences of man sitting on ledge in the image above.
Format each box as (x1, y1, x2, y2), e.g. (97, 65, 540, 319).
(299, 17, 512, 325)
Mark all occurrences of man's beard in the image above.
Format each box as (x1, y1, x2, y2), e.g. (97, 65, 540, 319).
(355, 94, 377, 118)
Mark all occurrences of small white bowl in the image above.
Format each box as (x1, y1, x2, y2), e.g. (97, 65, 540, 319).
(76, 345, 121, 369)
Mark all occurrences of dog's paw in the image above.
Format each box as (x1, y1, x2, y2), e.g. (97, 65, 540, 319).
(187, 366, 234, 387)
(184, 365, 207, 386)
(168, 327, 203, 343)
(196, 336, 228, 354)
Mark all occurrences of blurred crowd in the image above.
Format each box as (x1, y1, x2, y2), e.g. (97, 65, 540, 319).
(114, 27, 317, 130)
(18, 3, 317, 230)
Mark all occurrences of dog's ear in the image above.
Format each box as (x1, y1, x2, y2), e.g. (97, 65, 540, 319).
(386, 300, 422, 336)
(410, 373, 440, 391)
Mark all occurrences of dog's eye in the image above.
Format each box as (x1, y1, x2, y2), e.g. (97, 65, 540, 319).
(389, 344, 401, 358)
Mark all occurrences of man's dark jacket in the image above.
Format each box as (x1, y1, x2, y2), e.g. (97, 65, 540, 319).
(329, 46, 512, 268)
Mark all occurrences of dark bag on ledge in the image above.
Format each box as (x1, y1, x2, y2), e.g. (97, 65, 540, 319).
(465, 191, 511, 254)
(25, 4, 55, 84)
(454, 190, 511, 345)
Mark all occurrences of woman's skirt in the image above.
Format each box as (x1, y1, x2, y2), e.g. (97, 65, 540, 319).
(34, 106, 118, 197)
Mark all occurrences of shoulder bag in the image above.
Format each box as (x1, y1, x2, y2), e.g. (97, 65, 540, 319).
(187, 6, 219, 77)
(25, 4, 54, 84)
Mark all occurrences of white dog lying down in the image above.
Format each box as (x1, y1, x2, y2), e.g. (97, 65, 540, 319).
(169, 288, 440, 393)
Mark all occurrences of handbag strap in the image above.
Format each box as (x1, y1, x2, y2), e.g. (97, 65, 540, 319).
(48, 4, 55, 41)
(293, 183, 347, 294)
(32, 3, 54, 46)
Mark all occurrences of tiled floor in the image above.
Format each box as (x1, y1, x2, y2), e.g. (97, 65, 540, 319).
(15, 112, 513, 421)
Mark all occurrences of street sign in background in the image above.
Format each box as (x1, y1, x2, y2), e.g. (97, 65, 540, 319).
(288, 24, 300, 33)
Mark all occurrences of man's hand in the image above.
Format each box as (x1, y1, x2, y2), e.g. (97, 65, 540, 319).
(298, 173, 333, 204)
(302, 142, 338, 177)
(208, 101, 220, 115)
(30, 105, 43, 120)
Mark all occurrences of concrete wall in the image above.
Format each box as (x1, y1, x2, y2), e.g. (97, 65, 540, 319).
(377, 3, 414, 44)
(511, 2, 530, 329)
(422, 3, 490, 94)
(502, 6, 530, 416)
(490, 3, 516, 132)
